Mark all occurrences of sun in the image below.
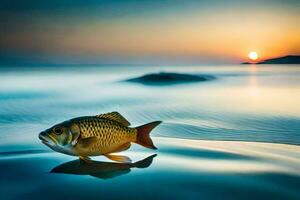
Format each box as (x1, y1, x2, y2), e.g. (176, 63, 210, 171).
(248, 51, 258, 61)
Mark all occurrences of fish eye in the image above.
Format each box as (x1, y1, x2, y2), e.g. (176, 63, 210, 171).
(53, 127, 63, 135)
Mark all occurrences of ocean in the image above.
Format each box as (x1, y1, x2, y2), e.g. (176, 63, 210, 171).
(0, 64, 299, 199)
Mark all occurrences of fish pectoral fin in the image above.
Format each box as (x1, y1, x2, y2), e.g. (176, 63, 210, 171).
(70, 123, 80, 146)
(77, 136, 97, 148)
(104, 154, 132, 163)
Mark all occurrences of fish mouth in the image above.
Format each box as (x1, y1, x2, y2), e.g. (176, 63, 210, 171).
(39, 134, 55, 146)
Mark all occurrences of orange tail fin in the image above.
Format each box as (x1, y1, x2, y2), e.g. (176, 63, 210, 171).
(135, 121, 162, 150)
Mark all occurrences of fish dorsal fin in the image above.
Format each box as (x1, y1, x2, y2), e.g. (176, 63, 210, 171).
(96, 112, 131, 126)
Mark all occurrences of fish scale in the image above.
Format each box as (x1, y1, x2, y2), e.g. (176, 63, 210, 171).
(77, 117, 136, 154)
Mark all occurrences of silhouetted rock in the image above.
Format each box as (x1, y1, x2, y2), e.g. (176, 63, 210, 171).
(125, 72, 215, 85)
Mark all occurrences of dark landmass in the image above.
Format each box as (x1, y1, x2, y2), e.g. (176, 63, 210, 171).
(242, 55, 300, 64)
(125, 72, 215, 85)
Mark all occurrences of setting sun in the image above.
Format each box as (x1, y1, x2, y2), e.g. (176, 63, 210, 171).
(249, 51, 259, 61)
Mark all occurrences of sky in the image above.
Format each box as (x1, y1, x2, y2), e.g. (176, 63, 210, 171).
(0, 0, 299, 65)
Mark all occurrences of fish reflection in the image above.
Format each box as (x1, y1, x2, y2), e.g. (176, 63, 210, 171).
(51, 154, 156, 179)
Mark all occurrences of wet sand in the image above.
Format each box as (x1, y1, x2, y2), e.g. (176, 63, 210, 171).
(1, 137, 299, 200)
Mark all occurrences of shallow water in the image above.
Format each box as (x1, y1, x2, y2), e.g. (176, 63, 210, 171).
(0, 65, 299, 199)
(1, 138, 300, 200)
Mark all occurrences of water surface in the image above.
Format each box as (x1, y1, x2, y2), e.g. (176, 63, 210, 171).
(0, 65, 299, 199)
(0, 65, 299, 147)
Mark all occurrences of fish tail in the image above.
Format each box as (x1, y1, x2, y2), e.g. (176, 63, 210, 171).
(134, 154, 157, 168)
(135, 121, 162, 149)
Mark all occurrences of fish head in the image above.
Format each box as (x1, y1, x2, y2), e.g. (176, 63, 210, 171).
(39, 120, 80, 154)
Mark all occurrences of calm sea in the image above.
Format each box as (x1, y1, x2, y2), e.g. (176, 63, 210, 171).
(0, 64, 299, 151)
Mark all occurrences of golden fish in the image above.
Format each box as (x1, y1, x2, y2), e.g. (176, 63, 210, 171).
(39, 112, 161, 162)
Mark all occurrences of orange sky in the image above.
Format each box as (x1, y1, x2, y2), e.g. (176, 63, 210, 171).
(0, 1, 299, 64)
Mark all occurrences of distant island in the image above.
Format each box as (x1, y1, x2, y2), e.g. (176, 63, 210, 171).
(242, 55, 300, 64)
(125, 72, 215, 86)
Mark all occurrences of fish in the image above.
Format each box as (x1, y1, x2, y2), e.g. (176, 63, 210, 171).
(51, 154, 157, 179)
(39, 112, 161, 163)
